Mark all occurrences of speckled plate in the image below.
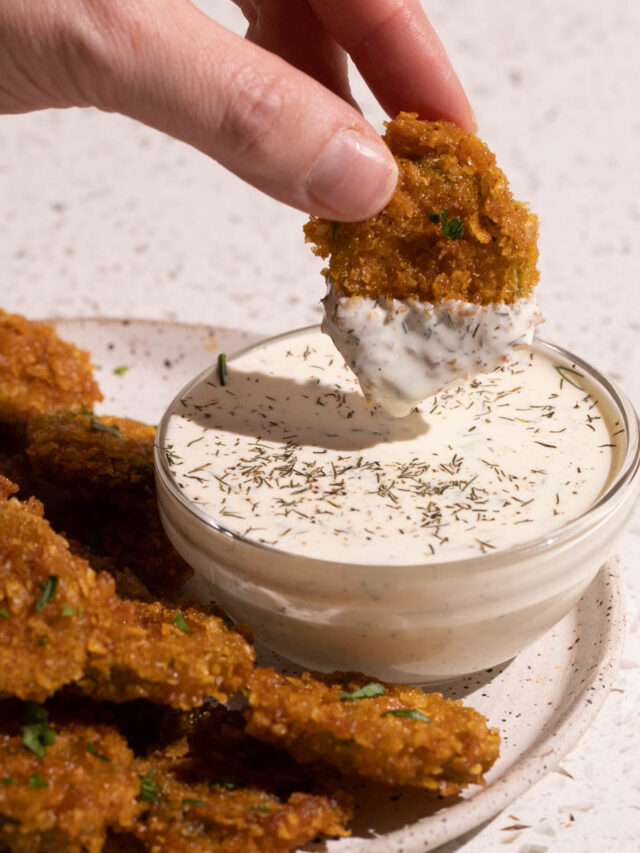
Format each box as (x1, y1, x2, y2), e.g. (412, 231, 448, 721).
(52, 318, 626, 853)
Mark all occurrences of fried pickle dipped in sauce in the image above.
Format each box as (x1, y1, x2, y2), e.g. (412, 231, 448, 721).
(0, 711, 139, 853)
(246, 670, 500, 795)
(0, 309, 102, 424)
(0, 479, 254, 708)
(304, 112, 543, 416)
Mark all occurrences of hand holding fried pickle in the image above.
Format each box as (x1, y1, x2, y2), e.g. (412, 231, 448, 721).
(305, 113, 544, 416)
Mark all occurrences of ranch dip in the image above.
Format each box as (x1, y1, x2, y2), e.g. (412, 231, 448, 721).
(163, 328, 621, 565)
(323, 282, 544, 417)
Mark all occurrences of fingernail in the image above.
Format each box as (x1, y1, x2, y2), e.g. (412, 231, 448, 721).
(306, 129, 398, 220)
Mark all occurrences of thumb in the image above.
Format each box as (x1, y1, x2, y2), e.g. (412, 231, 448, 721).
(99, 0, 397, 220)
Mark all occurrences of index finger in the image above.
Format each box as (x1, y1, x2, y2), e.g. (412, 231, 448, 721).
(307, 0, 475, 131)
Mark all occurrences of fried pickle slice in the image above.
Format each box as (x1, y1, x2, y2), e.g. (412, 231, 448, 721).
(128, 743, 351, 853)
(0, 309, 102, 424)
(24, 413, 193, 597)
(0, 721, 139, 853)
(245, 670, 500, 795)
(0, 482, 254, 708)
(304, 112, 539, 305)
(26, 413, 156, 490)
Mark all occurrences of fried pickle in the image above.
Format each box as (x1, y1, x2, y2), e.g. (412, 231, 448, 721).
(245, 670, 500, 795)
(24, 413, 193, 597)
(26, 413, 156, 491)
(0, 721, 139, 853)
(0, 309, 102, 424)
(304, 112, 539, 305)
(0, 483, 254, 708)
(129, 741, 351, 853)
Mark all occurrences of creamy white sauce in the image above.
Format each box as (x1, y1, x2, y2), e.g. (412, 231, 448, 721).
(322, 283, 544, 417)
(163, 329, 621, 566)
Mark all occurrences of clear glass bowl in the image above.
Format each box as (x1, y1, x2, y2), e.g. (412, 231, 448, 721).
(155, 330, 640, 683)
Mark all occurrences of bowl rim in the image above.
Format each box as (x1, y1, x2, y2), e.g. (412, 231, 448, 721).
(154, 325, 640, 574)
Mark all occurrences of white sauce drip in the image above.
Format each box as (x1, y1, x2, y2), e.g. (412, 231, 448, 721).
(164, 329, 620, 566)
(322, 284, 544, 417)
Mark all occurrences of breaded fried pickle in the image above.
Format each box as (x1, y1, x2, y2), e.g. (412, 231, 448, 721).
(304, 112, 539, 305)
(24, 412, 193, 597)
(246, 670, 500, 795)
(130, 759, 351, 853)
(26, 412, 156, 489)
(0, 309, 102, 423)
(0, 483, 254, 708)
(0, 722, 139, 853)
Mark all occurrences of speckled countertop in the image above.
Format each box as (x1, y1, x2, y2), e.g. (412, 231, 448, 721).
(1, 1, 639, 849)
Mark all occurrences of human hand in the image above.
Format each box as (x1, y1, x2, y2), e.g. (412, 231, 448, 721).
(0, 0, 474, 220)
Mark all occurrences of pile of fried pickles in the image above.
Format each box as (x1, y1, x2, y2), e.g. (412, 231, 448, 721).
(0, 309, 499, 853)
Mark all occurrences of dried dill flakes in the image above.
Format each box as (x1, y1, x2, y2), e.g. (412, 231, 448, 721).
(250, 805, 279, 813)
(22, 702, 56, 758)
(339, 682, 385, 701)
(331, 221, 341, 242)
(139, 769, 162, 803)
(113, 364, 129, 376)
(61, 604, 76, 617)
(0, 607, 9, 619)
(27, 773, 48, 789)
(381, 708, 430, 722)
(554, 365, 584, 390)
(35, 575, 58, 611)
(86, 742, 110, 762)
(171, 612, 190, 633)
(217, 353, 228, 386)
(181, 798, 207, 807)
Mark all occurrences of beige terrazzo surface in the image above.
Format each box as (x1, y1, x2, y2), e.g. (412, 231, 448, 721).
(0, 1, 639, 850)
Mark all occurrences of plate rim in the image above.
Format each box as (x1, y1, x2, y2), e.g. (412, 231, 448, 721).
(50, 317, 627, 853)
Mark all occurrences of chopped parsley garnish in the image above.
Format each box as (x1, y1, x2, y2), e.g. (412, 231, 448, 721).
(36, 634, 48, 647)
(86, 742, 110, 762)
(35, 575, 58, 611)
(217, 353, 228, 386)
(0, 607, 9, 619)
(339, 682, 385, 701)
(113, 365, 129, 376)
(139, 769, 162, 803)
(208, 779, 236, 790)
(331, 221, 341, 242)
(250, 805, 278, 813)
(431, 209, 463, 239)
(27, 773, 49, 789)
(181, 798, 207, 807)
(381, 708, 430, 722)
(1, 776, 13, 785)
(62, 605, 77, 617)
(171, 612, 190, 633)
(22, 702, 56, 757)
(90, 419, 124, 437)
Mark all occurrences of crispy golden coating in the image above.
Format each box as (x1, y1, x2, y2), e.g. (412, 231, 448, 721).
(304, 112, 539, 305)
(26, 413, 156, 490)
(0, 723, 139, 853)
(245, 670, 500, 795)
(0, 309, 102, 424)
(129, 757, 351, 853)
(0, 485, 254, 708)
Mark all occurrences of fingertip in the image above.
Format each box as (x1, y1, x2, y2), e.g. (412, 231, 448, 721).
(305, 128, 398, 221)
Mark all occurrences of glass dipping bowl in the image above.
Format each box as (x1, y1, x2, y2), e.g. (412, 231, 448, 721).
(155, 329, 640, 683)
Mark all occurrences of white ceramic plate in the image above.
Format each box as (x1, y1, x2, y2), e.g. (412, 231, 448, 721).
(53, 318, 625, 853)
